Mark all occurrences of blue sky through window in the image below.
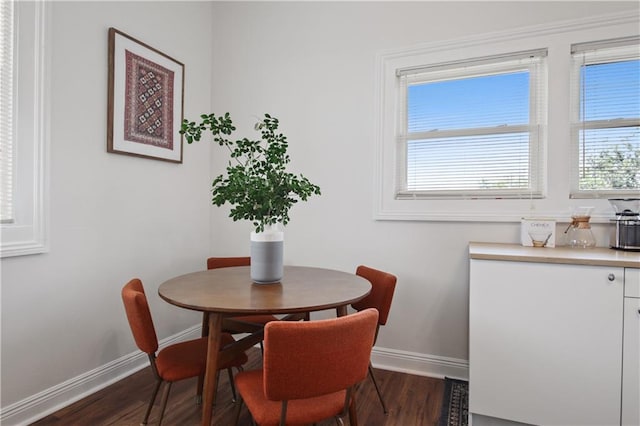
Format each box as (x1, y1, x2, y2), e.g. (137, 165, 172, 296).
(406, 70, 532, 191)
(578, 59, 640, 191)
(408, 71, 530, 132)
(582, 60, 640, 121)
(404, 58, 640, 193)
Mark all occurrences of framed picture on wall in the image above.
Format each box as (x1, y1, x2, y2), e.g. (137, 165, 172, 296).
(107, 27, 184, 163)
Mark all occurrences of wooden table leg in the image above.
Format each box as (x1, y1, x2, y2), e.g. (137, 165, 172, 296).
(197, 313, 210, 400)
(202, 312, 223, 426)
(201, 312, 210, 337)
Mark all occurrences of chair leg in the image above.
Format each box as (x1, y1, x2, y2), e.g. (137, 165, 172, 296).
(196, 374, 204, 405)
(368, 363, 388, 414)
(348, 395, 358, 426)
(227, 367, 238, 402)
(157, 381, 173, 426)
(233, 394, 244, 426)
(141, 379, 162, 425)
(279, 400, 289, 426)
(213, 370, 220, 406)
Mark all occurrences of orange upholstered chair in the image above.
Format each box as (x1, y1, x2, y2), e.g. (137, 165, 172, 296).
(121, 278, 248, 426)
(351, 265, 397, 414)
(233, 308, 379, 426)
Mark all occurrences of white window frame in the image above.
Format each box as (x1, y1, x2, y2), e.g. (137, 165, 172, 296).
(374, 13, 639, 223)
(1, 1, 50, 258)
(396, 49, 547, 200)
(569, 36, 640, 199)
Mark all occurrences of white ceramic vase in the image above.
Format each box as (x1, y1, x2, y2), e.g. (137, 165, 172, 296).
(250, 224, 284, 284)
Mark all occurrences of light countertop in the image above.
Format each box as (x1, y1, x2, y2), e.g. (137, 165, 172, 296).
(469, 242, 640, 268)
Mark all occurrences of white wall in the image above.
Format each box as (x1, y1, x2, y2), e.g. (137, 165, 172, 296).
(1, 1, 639, 424)
(207, 1, 639, 376)
(1, 1, 213, 423)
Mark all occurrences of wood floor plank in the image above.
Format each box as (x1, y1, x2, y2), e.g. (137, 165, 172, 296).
(31, 348, 445, 425)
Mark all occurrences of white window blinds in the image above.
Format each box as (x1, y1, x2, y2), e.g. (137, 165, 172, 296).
(1, 0, 49, 257)
(570, 37, 640, 197)
(396, 49, 547, 199)
(0, 0, 13, 222)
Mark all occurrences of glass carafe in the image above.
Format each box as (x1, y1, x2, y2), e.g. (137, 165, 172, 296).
(566, 209, 596, 248)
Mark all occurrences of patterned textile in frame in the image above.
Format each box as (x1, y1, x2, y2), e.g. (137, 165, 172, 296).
(124, 50, 175, 150)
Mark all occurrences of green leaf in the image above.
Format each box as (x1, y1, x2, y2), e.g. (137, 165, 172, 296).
(182, 112, 321, 232)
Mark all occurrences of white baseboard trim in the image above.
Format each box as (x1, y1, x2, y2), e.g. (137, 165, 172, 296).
(0, 325, 201, 426)
(1, 327, 467, 425)
(371, 346, 469, 381)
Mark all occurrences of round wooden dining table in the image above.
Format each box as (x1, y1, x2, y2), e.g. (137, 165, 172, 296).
(158, 265, 372, 426)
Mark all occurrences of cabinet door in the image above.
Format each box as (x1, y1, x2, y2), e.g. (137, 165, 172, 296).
(469, 260, 624, 426)
(622, 296, 640, 426)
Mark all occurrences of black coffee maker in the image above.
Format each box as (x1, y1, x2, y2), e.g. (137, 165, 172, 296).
(609, 198, 640, 251)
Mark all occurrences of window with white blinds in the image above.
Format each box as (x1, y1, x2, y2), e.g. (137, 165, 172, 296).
(0, 0, 14, 223)
(0, 1, 49, 257)
(396, 49, 547, 199)
(570, 37, 640, 198)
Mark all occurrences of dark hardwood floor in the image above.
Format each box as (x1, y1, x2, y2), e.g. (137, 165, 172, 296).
(32, 347, 445, 425)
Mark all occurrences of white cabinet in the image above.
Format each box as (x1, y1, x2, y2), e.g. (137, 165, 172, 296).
(622, 268, 640, 426)
(470, 259, 624, 426)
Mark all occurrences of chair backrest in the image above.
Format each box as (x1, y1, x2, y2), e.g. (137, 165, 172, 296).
(263, 308, 379, 401)
(121, 278, 159, 355)
(207, 256, 250, 270)
(351, 265, 397, 326)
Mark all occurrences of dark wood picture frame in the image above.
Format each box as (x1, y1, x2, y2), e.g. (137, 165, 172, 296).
(107, 28, 184, 163)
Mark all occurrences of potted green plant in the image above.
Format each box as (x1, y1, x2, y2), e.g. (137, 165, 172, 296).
(180, 112, 321, 283)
